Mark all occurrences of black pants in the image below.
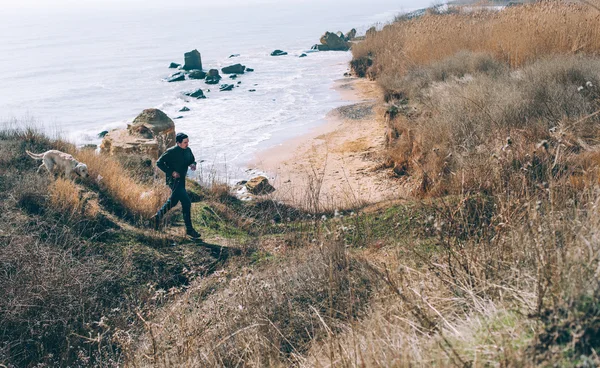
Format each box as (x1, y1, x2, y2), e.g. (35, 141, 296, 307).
(157, 179, 193, 229)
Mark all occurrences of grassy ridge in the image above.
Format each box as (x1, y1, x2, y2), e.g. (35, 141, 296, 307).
(4, 2, 600, 366)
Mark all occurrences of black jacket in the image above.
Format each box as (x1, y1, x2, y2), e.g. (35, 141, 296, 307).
(156, 145, 196, 186)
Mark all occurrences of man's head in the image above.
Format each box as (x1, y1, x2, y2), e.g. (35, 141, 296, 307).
(176, 133, 189, 149)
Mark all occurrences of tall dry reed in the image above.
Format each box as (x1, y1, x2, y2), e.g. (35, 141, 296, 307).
(353, 1, 600, 82)
(77, 149, 169, 219)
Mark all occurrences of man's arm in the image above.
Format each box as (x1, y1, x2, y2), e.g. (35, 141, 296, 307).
(188, 150, 197, 171)
(190, 150, 196, 167)
(156, 149, 174, 177)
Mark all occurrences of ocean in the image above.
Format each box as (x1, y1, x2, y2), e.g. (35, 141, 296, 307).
(0, 0, 420, 182)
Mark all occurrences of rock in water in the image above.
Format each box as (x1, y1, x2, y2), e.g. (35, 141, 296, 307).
(221, 63, 246, 74)
(179, 106, 190, 112)
(319, 32, 350, 51)
(169, 62, 181, 68)
(205, 69, 222, 85)
(183, 49, 202, 70)
(188, 70, 207, 79)
(246, 176, 275, 195)
(167, 72, 185, 82)
(219, 84, 234, 91)
(185, 89, 206, 99)
(271, 49, 287, 56)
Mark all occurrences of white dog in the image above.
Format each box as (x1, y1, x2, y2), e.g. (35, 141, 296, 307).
(26, 150, 89, 179)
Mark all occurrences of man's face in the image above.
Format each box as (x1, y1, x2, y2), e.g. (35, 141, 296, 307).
(177, 138, 189, 149)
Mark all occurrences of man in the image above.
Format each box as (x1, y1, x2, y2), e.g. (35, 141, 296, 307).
(153, 132, 201, 239)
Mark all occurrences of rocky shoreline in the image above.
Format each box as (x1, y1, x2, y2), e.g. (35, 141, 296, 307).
(98, 27, 364, 199)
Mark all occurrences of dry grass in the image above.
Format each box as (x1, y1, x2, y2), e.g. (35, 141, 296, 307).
(49, 177, 100, 219)
(294, 180, 600, 366)
(0, 126, 221, 367)
(379, 53, 600, 196)
(6, 3, 600, 366)
(353, 1, 600, 82)
(77, 149, 169, 220)
(128, 241, 374, 367)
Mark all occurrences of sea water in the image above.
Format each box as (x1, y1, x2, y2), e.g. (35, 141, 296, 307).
(0, 0, 422, 181)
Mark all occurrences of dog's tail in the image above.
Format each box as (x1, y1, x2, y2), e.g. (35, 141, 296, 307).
(26, 150, 44, 160)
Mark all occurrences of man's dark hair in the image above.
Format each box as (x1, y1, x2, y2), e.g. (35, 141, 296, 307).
(176, 133, 188, 143)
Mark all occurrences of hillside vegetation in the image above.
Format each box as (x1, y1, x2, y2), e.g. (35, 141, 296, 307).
(3, 1, 600, 367)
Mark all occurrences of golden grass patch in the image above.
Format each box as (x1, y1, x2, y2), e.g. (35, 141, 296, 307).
(76, 150, 169, 219)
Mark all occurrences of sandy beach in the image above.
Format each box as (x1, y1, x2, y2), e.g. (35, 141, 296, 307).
(251, 77, 407, 208)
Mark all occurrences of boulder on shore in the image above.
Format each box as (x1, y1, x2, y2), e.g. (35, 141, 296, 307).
(179, 106, 190, 112)
(271, 49, 288, 56)
(100, 108, 175, 159)
(188, 70, 207, 79)
(299, 53, 307, 58)
(221, 63, 246, 74)
(246, 176, 275, 195)
(219, 84, 234, 91)
(183, 49, 202, 71)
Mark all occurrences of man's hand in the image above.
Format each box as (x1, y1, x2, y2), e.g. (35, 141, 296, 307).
(190, 164, 197, 171)
(172, 172, 180, 179)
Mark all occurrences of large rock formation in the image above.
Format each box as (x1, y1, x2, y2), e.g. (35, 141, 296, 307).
(100, 108, 175, 159)
(183, 49, 202, 71)
(319, 32, 350, 51)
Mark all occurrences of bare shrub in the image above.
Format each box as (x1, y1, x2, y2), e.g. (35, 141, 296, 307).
(383, 54, 600, 195)
(308, 183, 600, 366)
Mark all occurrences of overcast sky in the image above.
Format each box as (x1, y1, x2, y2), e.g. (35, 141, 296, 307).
(0, 0, 436, 11)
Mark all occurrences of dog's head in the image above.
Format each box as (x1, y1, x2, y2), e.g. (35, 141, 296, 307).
(74, 163, 89, 178)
